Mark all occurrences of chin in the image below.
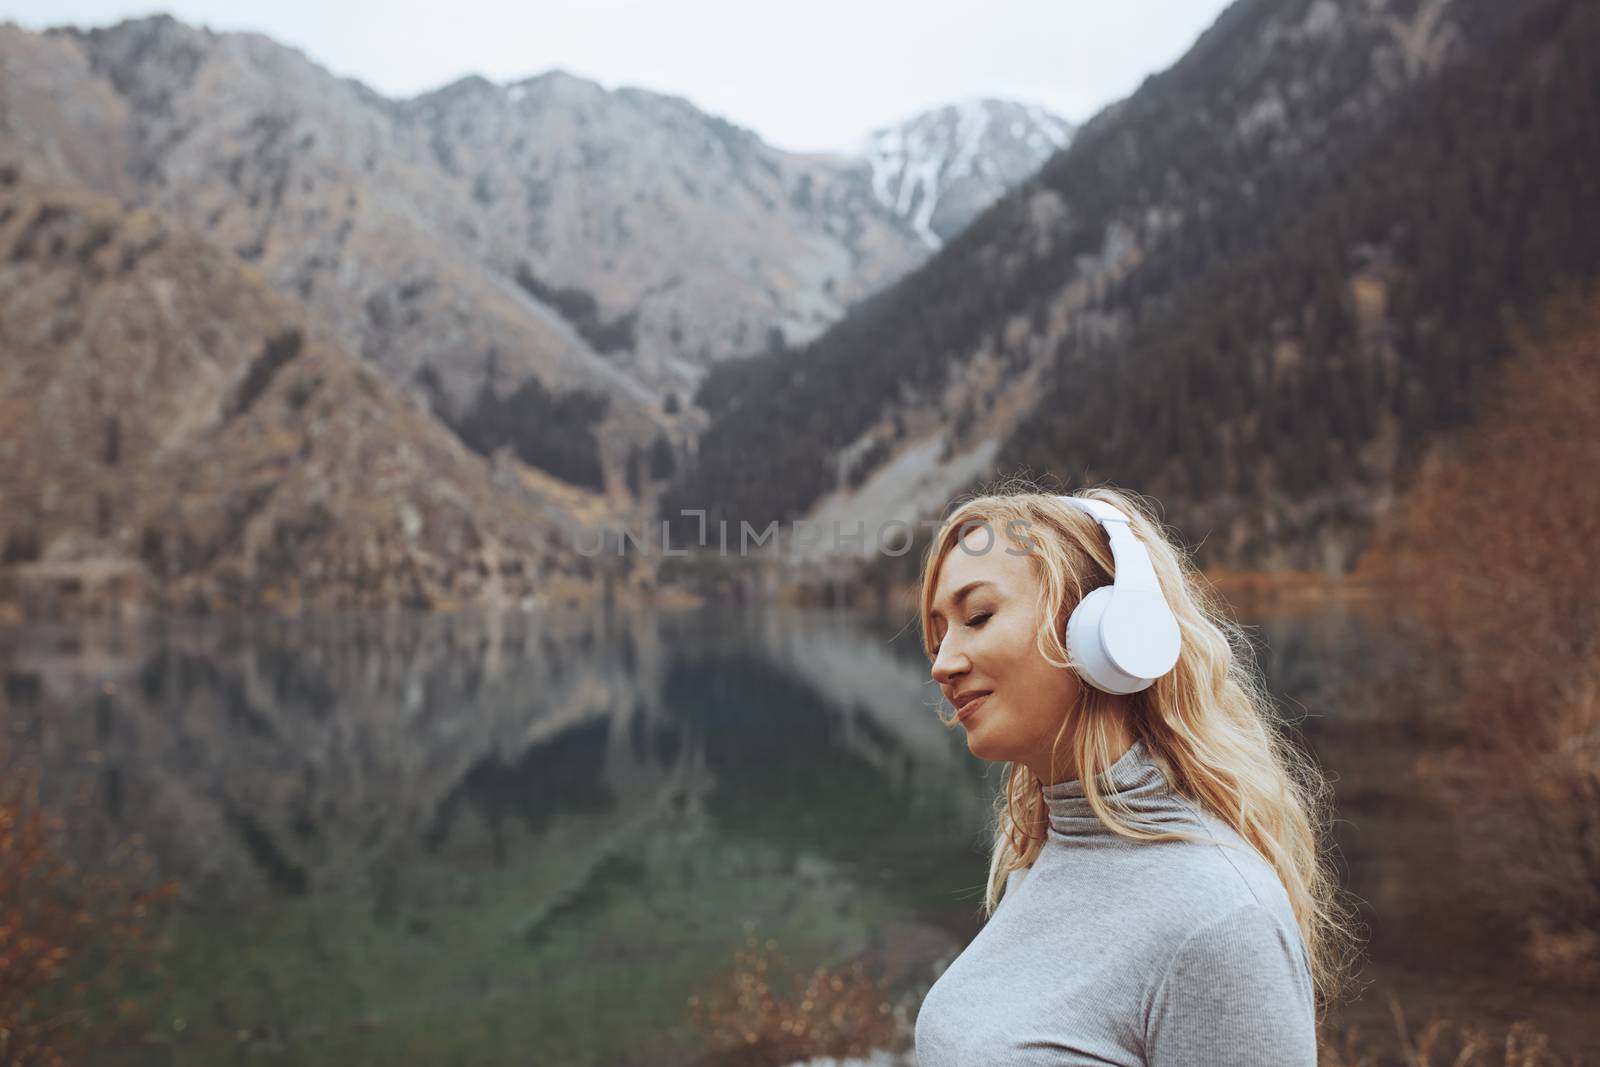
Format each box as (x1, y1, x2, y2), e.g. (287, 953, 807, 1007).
(964, 730, 1003, 763)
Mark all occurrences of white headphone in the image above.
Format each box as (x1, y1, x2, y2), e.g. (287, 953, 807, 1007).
(1056, 495, 1183, 695)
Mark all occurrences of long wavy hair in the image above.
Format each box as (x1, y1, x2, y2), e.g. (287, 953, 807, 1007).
(918, 480, 1363, 1018)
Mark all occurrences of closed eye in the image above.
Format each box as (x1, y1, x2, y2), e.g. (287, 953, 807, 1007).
(929, 612, 994, 658)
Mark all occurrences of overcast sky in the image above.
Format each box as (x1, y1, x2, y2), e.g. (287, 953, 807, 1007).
(3, 0, 1235, 154)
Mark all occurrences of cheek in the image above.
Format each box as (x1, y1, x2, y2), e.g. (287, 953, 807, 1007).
(1004, 628, 1077, 710)
(985, 616, 1039, 673)
(968, 634, 1028, 718)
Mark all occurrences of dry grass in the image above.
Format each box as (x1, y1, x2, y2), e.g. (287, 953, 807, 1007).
(1317, 991, 1586, 1066)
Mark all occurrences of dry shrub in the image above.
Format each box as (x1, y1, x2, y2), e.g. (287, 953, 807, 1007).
(0, 764, 180, 1065)
(1364, 280, 1600, 984)
(1316, 990, 1585, 1066)
(686, 932, 904, 1066)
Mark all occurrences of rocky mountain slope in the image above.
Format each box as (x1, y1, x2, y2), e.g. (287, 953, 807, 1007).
(862, 98, 1073, 248)
(0, 12, 1089, 616)
(401, 69, 930, 373)
(0, 14, 930, 494)
(0, 176, 629, 618)
(671, 0, 1593, 573)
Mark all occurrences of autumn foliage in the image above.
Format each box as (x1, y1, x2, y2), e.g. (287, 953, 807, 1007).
(0, 765, 179, 1065)
(1363, 281, 1600, 984)
(687, 932, 905, 1065)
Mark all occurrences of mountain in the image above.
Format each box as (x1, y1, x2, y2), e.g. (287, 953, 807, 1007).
(668, 0, 1598, 574)
(0, 12, 1088, 617)
(0, 14, 928, 495)
(395, 68, 931, 379)
(862, 99, 1074, 248)
(0, 176, 629, 618)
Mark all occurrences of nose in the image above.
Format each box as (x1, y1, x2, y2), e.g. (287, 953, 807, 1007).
(931, 638, 969, 689)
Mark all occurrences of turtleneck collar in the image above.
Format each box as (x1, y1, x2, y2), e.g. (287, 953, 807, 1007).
(1042, 738, 1189, 839)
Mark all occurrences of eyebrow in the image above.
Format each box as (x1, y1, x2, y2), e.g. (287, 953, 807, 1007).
(929, 579, 997, 621)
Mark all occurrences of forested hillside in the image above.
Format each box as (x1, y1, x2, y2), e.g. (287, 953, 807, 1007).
(668, 0, 1594, 570)
(1000, 0, 1598, 565)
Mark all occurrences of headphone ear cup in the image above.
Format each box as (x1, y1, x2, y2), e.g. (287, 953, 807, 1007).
(1066, 586, 1155, 695)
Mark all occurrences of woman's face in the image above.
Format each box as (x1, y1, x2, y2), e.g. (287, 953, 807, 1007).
(928, 523, 1083, 783)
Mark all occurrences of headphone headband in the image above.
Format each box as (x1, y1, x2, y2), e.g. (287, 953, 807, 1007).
(1056, 497, 1162, 594)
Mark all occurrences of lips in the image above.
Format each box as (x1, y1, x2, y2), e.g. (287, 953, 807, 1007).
(955, 692, 991, 722)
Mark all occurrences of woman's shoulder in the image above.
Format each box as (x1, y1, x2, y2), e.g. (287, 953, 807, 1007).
(1023, 803, 1296, 929)
(1124, 806, 1310, 1000)
(1008, 793, 1301, 945)
(1153, 797, 1300, 932)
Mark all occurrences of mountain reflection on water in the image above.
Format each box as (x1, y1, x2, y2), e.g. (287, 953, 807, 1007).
(0, 599, 1588, 1064)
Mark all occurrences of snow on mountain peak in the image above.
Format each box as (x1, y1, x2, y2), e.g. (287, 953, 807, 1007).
(861, 98, 1075, 248)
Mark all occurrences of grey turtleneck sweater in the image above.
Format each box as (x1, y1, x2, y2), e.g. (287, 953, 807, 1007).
(913, 738, 1317, 1066)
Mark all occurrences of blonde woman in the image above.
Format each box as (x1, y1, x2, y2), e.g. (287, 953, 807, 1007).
(912, 484, 1360, 1066)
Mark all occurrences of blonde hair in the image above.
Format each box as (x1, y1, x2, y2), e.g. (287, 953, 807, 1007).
(918, 479, 1363, 1018)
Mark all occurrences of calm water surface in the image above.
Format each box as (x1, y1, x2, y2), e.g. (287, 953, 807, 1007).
(0, 599, 1590, 1064)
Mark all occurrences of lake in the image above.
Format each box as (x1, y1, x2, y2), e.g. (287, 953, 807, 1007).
(0, 597, 1594, 1064)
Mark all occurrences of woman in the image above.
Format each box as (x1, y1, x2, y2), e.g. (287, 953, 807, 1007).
(912, 484, 1361, 1066)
